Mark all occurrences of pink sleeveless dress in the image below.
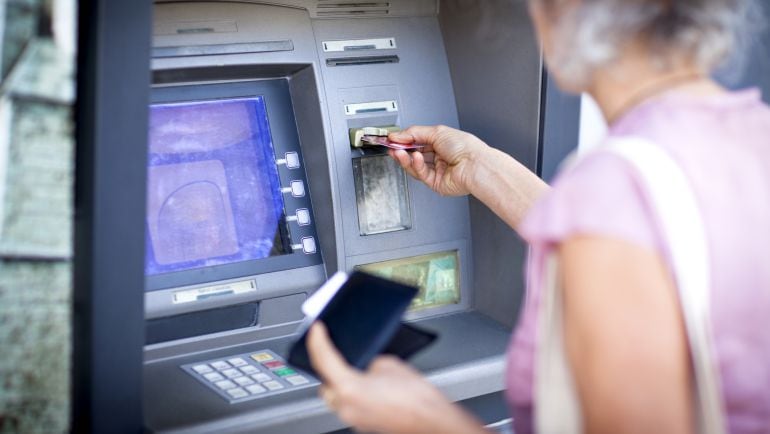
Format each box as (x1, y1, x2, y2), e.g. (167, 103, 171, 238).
(506, 89, 770, 433)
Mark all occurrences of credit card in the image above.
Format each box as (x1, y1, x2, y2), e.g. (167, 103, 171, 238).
(361, 135, 424, 150)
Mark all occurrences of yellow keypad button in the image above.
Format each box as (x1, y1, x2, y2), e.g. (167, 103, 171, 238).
(250, 352, 274, 362)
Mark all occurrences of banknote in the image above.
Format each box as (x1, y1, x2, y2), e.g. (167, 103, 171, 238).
(357, 251, 460, 311)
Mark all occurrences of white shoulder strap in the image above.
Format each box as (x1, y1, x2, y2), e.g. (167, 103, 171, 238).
(602, 138, 725, 434)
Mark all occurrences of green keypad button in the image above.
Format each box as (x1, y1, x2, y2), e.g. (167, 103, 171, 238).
(272, 367, 297, 377)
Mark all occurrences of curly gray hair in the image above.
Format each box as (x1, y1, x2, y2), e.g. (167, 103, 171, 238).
(535, 0, 764, 86)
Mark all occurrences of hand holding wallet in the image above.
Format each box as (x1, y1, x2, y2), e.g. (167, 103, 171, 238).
(288, 271, 437, 376)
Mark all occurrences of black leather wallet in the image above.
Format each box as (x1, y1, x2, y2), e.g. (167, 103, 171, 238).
(288, 271, 437, 376)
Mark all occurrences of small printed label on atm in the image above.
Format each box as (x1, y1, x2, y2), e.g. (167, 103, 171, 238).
(323, 37, 396, 53)
(344, 100, 398, 116)
(172, 279, 257, 304)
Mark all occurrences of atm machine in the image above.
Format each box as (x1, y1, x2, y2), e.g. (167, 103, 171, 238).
(143, 1, 551, 432)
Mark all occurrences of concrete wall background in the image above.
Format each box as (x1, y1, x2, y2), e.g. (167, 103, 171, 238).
(0, 0, 75, 432)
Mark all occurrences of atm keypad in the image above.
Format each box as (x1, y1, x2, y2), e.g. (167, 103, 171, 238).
(181, 349, 318, 404)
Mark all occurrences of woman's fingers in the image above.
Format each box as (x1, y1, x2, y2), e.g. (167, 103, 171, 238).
(307, 322, 358, 388)
(410, 151, 435, 185)
(390, 150, 434, 183)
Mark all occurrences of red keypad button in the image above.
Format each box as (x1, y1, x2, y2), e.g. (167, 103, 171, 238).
(263, 361, 284, 369)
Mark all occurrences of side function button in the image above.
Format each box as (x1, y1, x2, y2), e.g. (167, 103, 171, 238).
(277, 152, 301, 170)
(285, 152, 300, 169)
(290, 180, 305, 197)
(302, 237, 316, 254)
(286, 208, 311, 226)
(296, 208, 311, 226)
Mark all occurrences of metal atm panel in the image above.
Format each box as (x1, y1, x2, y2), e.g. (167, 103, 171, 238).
(142, 1, 544, 432)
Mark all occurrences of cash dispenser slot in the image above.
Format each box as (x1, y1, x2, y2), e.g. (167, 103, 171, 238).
(146, 301, 260, 344)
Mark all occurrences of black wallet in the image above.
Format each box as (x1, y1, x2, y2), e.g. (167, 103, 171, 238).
(288, 271, 437, 376)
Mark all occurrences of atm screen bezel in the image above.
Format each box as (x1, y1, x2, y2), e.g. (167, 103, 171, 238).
(145, 78, 322, 293)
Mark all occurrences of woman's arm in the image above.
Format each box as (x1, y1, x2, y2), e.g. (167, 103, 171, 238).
(560, 236, 694, 434)
(389, 125, 549, 232)
(467, 145, 550, 231)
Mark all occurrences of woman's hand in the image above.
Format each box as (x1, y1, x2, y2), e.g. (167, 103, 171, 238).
(387, 125, 489, 197)
(306, 322, 487, 434)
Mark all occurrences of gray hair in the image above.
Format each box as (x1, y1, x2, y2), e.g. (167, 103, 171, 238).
(536, 0, 765, 86)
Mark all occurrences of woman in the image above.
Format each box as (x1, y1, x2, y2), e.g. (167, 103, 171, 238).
(307, 0, 770, 432)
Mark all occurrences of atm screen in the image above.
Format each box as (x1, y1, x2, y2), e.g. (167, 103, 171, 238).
(145, 96, 291, 276)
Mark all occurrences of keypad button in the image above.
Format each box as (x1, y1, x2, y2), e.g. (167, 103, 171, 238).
(285, 375, 310, 386)
(273, 367, 297, 377)
(203, 372, 225, 382)
(192, 364, 213, 374)
(211, 361, 231, 371)
(227, 357, 247, 367)
(250, 353, 274, 363)
(240, 365, 259, 375)
(263, 380, 284, 391)
(246, 384, 267, 395)
(251, 373, 272, 383)
(234, 376, 255, 387)
(227, 388, 249, 399)
(263, 361, 284, 370)
(222, 368, 243, 379)
(215, 380, 237, 390)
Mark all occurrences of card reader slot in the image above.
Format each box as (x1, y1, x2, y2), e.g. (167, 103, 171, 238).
(326, 55, 399, 67)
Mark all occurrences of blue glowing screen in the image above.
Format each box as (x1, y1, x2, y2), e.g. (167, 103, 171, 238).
(145, 97, 290, 276)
